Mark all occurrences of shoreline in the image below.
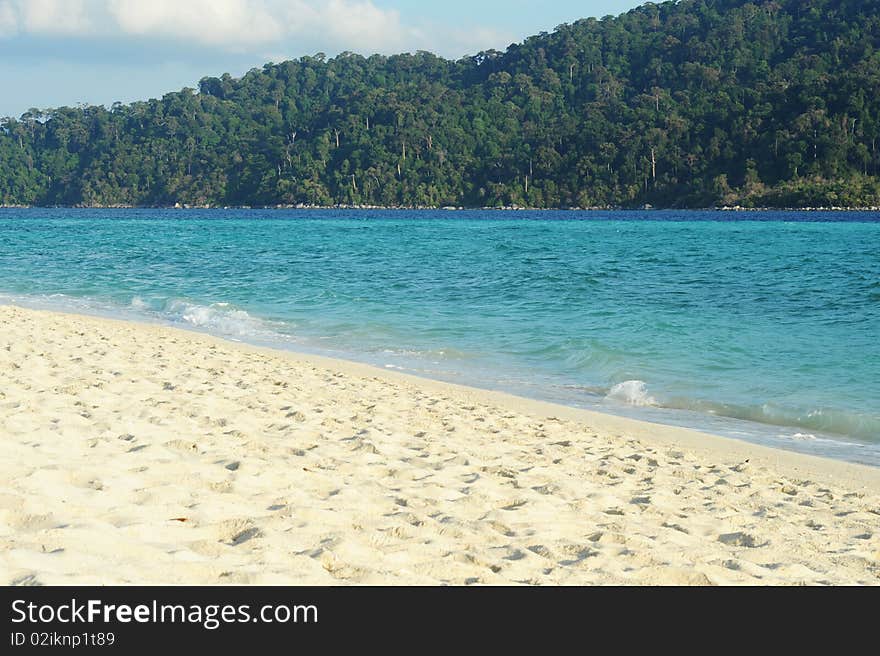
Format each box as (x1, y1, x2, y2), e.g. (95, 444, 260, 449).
(18, 305, 880, 485)
(6, 300, 880, 472)
(3, 293, 876, 468)
(3, 205, 880, 212)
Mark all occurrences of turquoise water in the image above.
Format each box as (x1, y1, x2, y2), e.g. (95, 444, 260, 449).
(1, 209, 879, 465)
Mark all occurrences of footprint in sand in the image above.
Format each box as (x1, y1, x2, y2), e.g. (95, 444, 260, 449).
(718, 531, 762, 548)
(215, 519, 262, 546)
(527, 544, 553, 558)
(11, 574, 42, 586)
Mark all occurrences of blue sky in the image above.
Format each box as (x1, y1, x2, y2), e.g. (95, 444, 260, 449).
(1, 1, 643, 118)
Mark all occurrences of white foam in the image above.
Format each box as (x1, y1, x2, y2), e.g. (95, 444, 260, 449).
(130, 296, 150, 311)
(606, 380, 658, 407)
(163, 299, 281, 340)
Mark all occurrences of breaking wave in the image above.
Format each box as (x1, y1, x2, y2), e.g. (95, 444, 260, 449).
(605, 380, 658, 407)
(161, 299, 285, 341)
(598, 379, 879, 444)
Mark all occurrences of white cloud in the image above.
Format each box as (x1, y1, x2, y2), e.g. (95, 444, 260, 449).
(0, 0, 93, 35)
(0, 2, 18, 37)
(0, 0, 417, 50)
(0, 0, 515, 57)
(107, 0, 283, 47)
(295, 0, 414, 52)
(105, 0, 429, 53)
(20, 0, 91, 34)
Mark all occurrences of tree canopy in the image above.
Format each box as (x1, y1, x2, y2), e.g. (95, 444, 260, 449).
(2, 0, 880, 209)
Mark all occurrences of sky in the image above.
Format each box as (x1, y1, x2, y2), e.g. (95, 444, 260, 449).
(0, 1, 644, 118)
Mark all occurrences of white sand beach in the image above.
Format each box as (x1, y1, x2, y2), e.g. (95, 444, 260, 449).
(1, 304, 878, 585)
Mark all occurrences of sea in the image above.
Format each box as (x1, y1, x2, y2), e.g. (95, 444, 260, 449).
(1, 208, 878, 466)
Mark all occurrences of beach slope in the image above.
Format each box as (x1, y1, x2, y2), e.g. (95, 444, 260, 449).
(1, 305, 878, 585)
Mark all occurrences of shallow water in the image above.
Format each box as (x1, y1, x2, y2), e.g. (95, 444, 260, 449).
(1, 208, 879, 465)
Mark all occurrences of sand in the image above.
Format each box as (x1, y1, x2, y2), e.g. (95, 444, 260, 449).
(0, 304, 878, 586)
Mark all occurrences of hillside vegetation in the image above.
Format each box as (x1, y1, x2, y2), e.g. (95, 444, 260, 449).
(2, 0, 880, 208)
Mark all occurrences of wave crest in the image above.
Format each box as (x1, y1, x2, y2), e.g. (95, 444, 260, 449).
(605, 380, 658, 407)
(162, 299, 278, 339)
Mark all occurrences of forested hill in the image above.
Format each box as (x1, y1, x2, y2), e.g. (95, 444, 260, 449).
(2, 0, 880, 209)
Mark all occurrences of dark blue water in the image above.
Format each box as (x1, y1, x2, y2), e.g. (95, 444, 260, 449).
(2, 208, 879, 465)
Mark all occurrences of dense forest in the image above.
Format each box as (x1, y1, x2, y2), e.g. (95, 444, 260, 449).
(2, 0, 880, 209)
